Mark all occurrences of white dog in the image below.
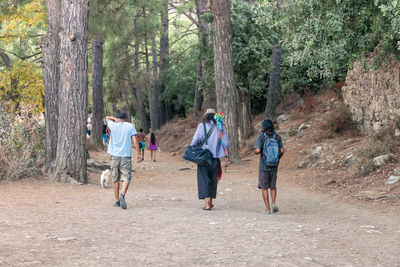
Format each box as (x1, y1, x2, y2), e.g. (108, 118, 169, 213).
(100, 169, 111, 188)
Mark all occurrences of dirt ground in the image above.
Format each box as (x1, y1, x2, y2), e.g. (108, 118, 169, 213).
(1, 149, 399, 266)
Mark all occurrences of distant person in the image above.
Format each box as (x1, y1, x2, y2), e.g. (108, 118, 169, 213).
(106, 112, 141, 209)
(102, 124, 110, 146)
(137, 128, 147, 161)
(190, 109, 229, 210)
(86, 122, 92, 137)
(254, 119, 284, 214)
(148, 132, 159, 162)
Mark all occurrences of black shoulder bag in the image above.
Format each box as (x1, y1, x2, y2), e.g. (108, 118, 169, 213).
(183, 123, 216, 166)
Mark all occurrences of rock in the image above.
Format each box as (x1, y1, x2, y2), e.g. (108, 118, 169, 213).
(87, 159, 110, 170)
(171, 152, 177, 156)
(277, 114, 289, 122)
(394, 169, 400, 175)
(312, 146, 322, 155)
(385, 176, 400, 185)
(342, 154, 356, 167)
(395, 129, 400, 136)
(298, 150, 307, 156)
(326, 155, 334, 162)
(373, 154, 394, 167)
(298, 161, 308, 169)
(297, 130, 304, 138)
(289, 129, 297, 137)
(309, 154, 319, 163)
(298, 124, 310, 131)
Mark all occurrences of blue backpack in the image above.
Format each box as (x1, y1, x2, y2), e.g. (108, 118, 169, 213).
(262, 133, 280, 167)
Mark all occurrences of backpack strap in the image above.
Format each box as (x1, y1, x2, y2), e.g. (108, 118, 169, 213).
(200, 122, 216, 147)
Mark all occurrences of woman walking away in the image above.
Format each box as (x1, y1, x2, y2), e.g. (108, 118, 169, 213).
(148, 132, 159, 162)
(190, 109, 229, 210)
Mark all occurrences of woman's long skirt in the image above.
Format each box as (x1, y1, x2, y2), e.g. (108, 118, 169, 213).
(197, 158, 220, 199)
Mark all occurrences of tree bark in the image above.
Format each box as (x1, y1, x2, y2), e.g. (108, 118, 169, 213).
(239, 92, 254, 140)
(0, 49, 13, 69)
(159, 0, 171, 125)
(265, 45, 282, 120)
(196, 0, 216, 112)
(194, 0, 207, 115)
(144, 34, 154, 132)
(151, 35, 160, 129)
(210, 0, 240, 162)
(91, 34, 104, 145)
(41, 0, 61, 173)
(52, 0, 89, 184)
(133, 38, 149, 132)
(194, 61, 204, 115)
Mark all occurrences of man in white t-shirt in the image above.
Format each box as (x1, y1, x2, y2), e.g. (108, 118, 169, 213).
(106, 112, 141, 209)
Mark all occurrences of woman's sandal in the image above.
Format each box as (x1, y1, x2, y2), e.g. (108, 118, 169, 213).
(202, 207, 212, 211)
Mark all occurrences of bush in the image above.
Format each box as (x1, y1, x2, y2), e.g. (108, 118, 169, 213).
(319, 104, 358, 140)
(0, 111, 45, 181)
(298, 90, 315, 113)
(357, 125, 400, 175)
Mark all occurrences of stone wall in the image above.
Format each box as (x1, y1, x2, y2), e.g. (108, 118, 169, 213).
(342, 59, 400, 133)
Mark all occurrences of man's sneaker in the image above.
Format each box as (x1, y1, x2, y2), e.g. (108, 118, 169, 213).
(271, 205, 279, 213)
(113, 201, 120, 207)
(264, 210, 272, 215)
(119, 194, 127, 209)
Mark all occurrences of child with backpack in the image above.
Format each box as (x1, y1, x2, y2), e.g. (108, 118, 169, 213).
(254, 119, 284, 214)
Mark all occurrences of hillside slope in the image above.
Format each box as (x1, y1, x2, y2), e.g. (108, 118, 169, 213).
(156, 91, 400, 211)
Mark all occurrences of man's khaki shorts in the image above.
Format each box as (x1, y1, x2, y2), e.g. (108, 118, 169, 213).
(111, 156, 132, 183)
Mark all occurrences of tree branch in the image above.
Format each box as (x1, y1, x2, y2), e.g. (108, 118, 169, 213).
(169, 3, 200, 28)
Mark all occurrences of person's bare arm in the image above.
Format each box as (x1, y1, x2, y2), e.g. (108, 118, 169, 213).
(279, 148, 284, 159)
(132, 135, 141, 162)
(105, 116, 121, 122)
(224, 148, 230, 167)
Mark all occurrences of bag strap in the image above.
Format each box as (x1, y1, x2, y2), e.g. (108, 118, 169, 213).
(200, 122, 216, 147)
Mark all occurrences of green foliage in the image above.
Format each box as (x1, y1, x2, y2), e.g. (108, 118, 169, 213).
(282, 0, 395, 86)
(162, 42, 198, 117)
(231, 1, 270, 101)
(374, 0, 400, 56)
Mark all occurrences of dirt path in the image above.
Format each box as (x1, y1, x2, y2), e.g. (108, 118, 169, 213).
(1, 151, 399, 266)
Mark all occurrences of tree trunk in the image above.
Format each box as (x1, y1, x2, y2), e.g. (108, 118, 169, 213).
(196, 0, 216, 112)
(265, 45, 282, 120)
(91, 34, 104, 145)
(0, 49, 13, 69)
(151, 35, 160, 129)
(194, 61, 204, 116)
(239, 92, 253, 140)
(210, 0, 240, 162)
(133, 39, 149, 132)
(159, 0, 170, 125)
(112, 103, 118, 115)
(41, 0, 61, 173)
(123, 87, 131, 122)
(194, 0, 208, 116)
(144, 34, 154, 132)
(52, 0, 89, 184)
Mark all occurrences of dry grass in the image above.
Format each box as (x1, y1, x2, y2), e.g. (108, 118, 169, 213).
(316, 104, 359, 141)
(0, 110, 45, 181)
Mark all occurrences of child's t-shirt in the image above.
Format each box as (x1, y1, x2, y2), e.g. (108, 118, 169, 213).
(254, 132, 283, 171)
